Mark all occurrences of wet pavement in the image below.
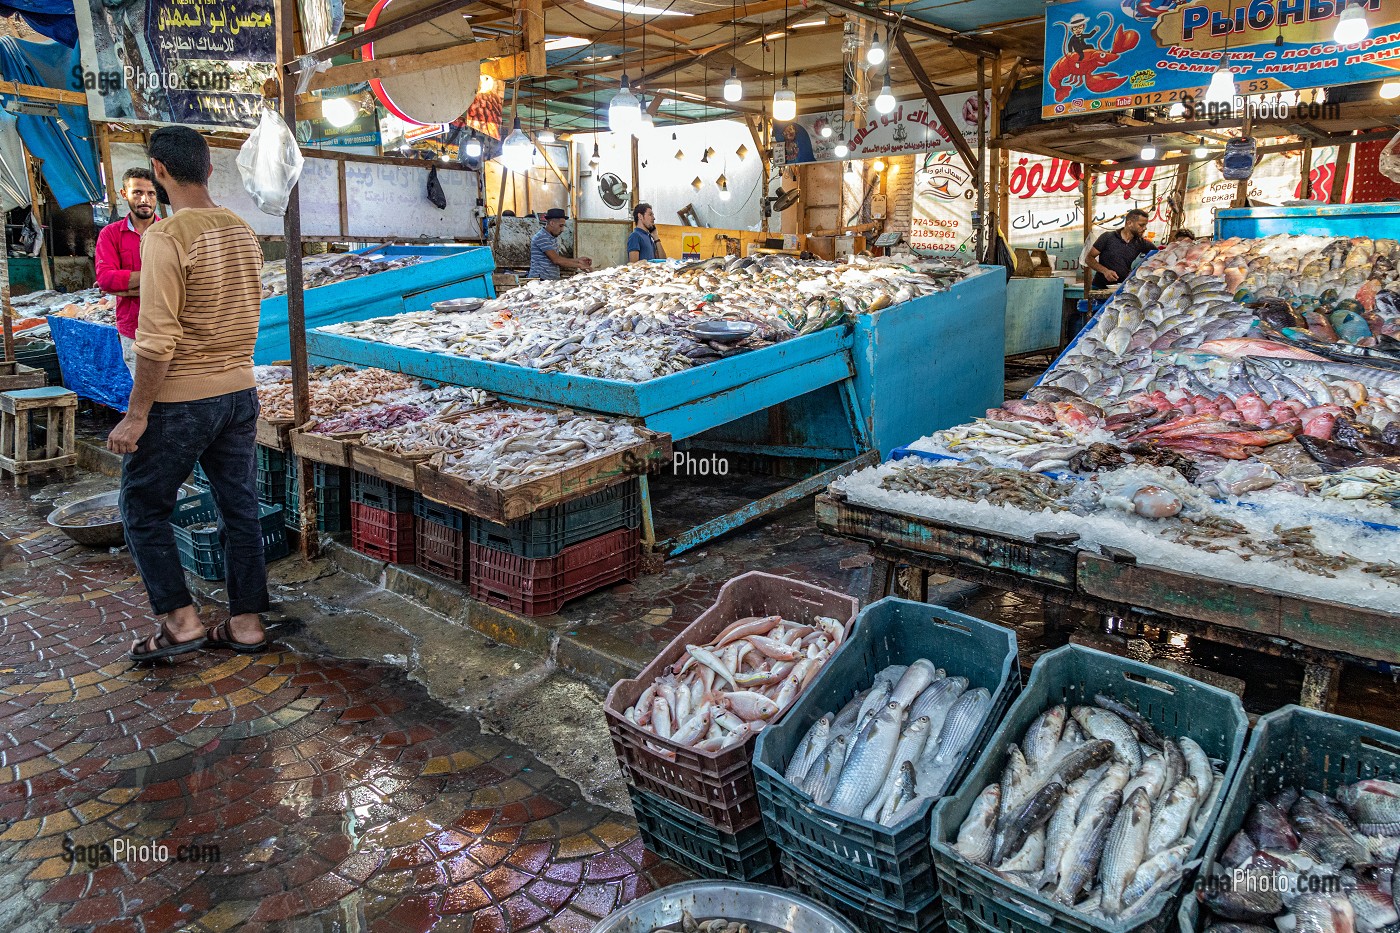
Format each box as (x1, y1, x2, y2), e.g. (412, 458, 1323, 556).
(0, 477, 686, 933)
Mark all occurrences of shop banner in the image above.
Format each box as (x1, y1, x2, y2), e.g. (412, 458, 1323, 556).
(1042, 0, 1400, 119)
(1182, 146, 1339, 234)
(75, 0, 275, 128)
(773, 92, 985, 165)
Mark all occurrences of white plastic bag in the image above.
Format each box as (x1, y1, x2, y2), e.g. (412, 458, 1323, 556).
(237, 109, 305, 217)
(1381, 129, 1400, 184)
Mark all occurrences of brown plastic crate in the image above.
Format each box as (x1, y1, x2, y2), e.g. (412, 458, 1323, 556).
(416, 512, 466, 583)
(604, 572, 859, 834)
(469, 527, 639, 616)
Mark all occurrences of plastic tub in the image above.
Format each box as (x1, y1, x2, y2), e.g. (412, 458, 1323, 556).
(170, 491, 289, 581)
(754, 597, 1020, 910)
(930, 645, 1247, 933)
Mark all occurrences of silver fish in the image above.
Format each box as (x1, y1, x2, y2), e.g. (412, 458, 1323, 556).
(1119, 843, 1194, 918)
(855, 680, 893, 734)
(1073, 707, 1143, 772)
(785, 714, 832, 786)
(877, 762, 919, 825)
(891, 660, 939, 708)
(805, 734, 849, 806)
(1037, 772, 1099, 892)
(1100, 787, 1153, 917)
(1178, 736, 1214, 820)
(918, 688, 991, 797)
(1053, 790, 1122, 906)
(909, 676, 967, 738)
(994, 781, 1063, 868)
(998, 745, 1035, 833)
(1078, 760, 1131, 824)
(955, 783, 1001, 865)
(1162, 739, 1186, 795)
(1122, 753, 1167, 807)
(829, 702, 903, 816)
(998, 827, 1045, 873)
(1022, 704, 1067, 773)
(1146, 778, 1199, 856)
(865, 717, 932, 822)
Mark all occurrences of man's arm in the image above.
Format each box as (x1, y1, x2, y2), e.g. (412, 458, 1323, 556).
(93, 226, 138, 295)
(1085, 245, 1119, 283)
(107, 231, 185, 454)
(545, 248, 591, 271)
(628, 250, 641, 263)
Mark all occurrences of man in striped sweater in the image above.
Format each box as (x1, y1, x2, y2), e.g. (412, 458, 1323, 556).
(107, 126, 271, 662)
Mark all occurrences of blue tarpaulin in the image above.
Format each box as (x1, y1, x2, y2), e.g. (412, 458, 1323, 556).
(0, 0, 75, 47)
(0, 37, 101, 208)
(47, 316, 130, 411)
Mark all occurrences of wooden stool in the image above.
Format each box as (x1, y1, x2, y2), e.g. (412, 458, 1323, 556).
(0, 360, 45, 392)
(0, 387, 78, 486)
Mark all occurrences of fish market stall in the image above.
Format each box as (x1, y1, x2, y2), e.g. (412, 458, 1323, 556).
(305, 254, 1008, 556)
(43, 246, 494, 411)
(819, 226, 1400, 711)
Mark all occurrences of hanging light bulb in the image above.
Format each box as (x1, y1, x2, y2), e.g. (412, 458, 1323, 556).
(538, 115, 556, 144)
(500, 116, 536, 173)
(772, 77, 796, 122)
(1382, 80, 1400, 100)
(874, 73, 896, 115)
(1204, 57, 1235, 104)
(609, 74, 642, 134)
(1334, 4, 1369, 44)
(833, 128, 849, 159)
(588, 141, 601, 168)
(1167, 100, 1186, 118)
(717, 173, 730, 200)
(464, 132, 483, 159)
(1140, 136, 1157, 161)
(844, 161, 861, 182)
(1193, 137, 1210, 158)
(871, 158, 885, 172)
(321, 96, 358, 128)
(724, 67, 743, 102)
(867, 28, 885, 66)
(820, 123, 833, 138)
(636, 98, 655, 136)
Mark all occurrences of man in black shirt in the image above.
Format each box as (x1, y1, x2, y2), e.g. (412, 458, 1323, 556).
(1086, 208, 1155, 289)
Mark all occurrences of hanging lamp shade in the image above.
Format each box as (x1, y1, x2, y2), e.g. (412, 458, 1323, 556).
(464, 132, 483, 159)
(867, 29, 885, 66)
(772, 78, 796, 122)
(609, 75, 642, 134)
(1203, 58, 1234, 104)
(500, 116, 536, 173)
(724, 68, 743, 102)
(1334, 4, 1368, 44)
(538, 115, 556, 144)
(588, 141, 601, 167)
(833, 132, 849, 158)
(874, 77, 896, 114)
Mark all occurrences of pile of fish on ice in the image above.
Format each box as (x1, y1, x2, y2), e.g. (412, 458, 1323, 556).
(952, 695, 1223, 922)
(1196, 778, 1400, 933)
(781, 660, 993, 827)
(836, 235, 1400, 600)
(319, 254, 979, 382)
(621, 613, 852, 755)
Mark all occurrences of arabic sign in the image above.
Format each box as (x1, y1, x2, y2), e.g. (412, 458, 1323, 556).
(1042, 0, 1400, 119)
(75, 0, 275, 128)
(1182, 146, 1339, 233)
(773, 92, 986, 165)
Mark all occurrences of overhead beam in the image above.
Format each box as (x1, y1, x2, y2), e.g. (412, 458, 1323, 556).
(294, 0, 474, 65)
(817, 0, 995, 57)
(523, 0, 546, 75)
(895, 32, 976, 171)
(1098, 128, 1395, 171)
(0, 81, 86, 106)
(308, 33, 524, 89)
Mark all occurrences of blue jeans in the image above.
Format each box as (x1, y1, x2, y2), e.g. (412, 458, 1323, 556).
(119, 388, 270, 618)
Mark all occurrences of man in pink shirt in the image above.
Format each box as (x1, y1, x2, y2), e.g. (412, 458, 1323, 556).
(94, 168, 158, 376)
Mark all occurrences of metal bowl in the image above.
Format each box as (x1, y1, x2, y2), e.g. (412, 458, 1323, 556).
(47, 490, 124, 547)
(589, 881, 857, 933)
(431, 297, 486, 313)
(687, 320, 757, 343)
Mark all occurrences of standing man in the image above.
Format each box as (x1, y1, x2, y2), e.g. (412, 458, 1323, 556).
(627, 203, 660, 263)
(94, 167, 159, 376)
(1085, 208, 1156, 289)
(528, 207, 592, 279)
(107, 126, 271, 662)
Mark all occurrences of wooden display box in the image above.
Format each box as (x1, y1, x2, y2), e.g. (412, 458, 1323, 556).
(416, 428, 671, 523)
(290, 426, 365, 468)
(0, 361, 45, 392)
(255, 418, 294, 451)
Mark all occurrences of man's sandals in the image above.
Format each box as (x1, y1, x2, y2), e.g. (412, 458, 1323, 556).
(204, 619, 269, 654)
(129, 623, 206, 663)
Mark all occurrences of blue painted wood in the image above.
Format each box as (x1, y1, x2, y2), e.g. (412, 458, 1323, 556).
(1216, 204, 1400, 240)
(254, 245, 497, 364)
(1005, 276, 1063, 356)
(692, 385, 861, 462)
(851, 265, 1008, 457)
(306, 325, 854, 423)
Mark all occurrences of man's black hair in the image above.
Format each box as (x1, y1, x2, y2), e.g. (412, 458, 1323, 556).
(1125, 208, 1150, 223)
(634, 202, 652, 224)
(147, 126, 211, 186)
(121, 167, 154, 187)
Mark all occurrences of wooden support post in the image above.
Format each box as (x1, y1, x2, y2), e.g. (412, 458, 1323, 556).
(1330, 138, 1351, 204)
(337, 161, 349, 237)
(96, 122, 118, 214)
(23, 154, 52, 291)
(1, 237, 11, 364)
(1299, 141, 1314, 200)
(895, 33, 977, 173)
(976, 56, 987, 260)
(991, 56, 1008, 246)
(277, 0, 317, 556)
(1171, 165, 1189, 233)
(522, 0, 547, 77)
(630, 134, 640, 210)
(1081, 167, 1095, 290)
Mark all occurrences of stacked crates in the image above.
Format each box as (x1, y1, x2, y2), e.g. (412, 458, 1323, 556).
(414, 496, 466, 583)
(284, 458, 352, 534)
(466, 479, 642, 616)
(349, 471, 416, 563)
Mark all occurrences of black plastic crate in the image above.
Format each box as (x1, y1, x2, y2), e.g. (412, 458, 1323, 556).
(254, 445, 287, 507)
(285, 458, 351, 534)
(782, 852, 946, 933)
(628, 785, 777, 884)
(414, 494, 465, 532)
(190, 462, 211, 490)
(170, 491, 288, 581)
(351, 470, 415, 513)
(468, 479, 640, 558)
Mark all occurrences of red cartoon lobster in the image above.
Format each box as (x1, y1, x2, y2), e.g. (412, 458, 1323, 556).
(1048, 24, 1140, 102)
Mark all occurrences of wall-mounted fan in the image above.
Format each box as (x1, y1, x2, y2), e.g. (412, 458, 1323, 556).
(597, 172, 629, 210)
(765, 181, 801, 216)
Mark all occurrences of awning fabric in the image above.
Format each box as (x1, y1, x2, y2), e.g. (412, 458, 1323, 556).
(0, 0, 76, 48)
(0, 36, 102, 208)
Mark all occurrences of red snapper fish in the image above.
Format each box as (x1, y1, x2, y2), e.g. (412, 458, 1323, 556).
(1194, 338, 1327, 361)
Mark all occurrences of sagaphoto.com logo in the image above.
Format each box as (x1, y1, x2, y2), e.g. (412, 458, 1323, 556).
(62, 836, 221, 866)
(71, 65, 234, 97)
(1175, 92, 1340, 126)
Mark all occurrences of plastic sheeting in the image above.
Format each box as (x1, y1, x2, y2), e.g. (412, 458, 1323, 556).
(0, 0, 76, 47)
(0, 37, 101, 208)
(47, 316, 130, 411)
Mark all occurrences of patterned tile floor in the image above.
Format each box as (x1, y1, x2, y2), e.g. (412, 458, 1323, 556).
(0, 481, 685, 932)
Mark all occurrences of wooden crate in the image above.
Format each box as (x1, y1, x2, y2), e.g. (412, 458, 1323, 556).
(290, 426, 365, 468)
(0, 361, 45, 392)
(350, 443, 434, 489)
(255, 418, 294, 451)
(416, 429, 671, 523)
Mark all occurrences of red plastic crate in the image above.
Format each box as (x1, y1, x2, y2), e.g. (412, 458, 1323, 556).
(350, 501, 416, 564)
(604, 572, 859, 834)
(469, 527, 640, 616)
(416, 514, 466, 583)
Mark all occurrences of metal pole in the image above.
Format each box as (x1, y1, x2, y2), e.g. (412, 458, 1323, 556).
(277, 0, 317, 555)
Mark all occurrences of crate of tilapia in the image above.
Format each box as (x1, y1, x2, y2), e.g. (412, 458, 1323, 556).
(1178, 704, 1400, 933)
(929, 644, 1247, 933)
(752, 597, 1020, 913)
(605, 571, 860, 835)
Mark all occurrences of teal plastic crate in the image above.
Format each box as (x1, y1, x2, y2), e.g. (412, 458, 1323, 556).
(1178, 705, 1400, 933)
(190, 462, 211, 490)
(753, 597, 1020, 911)
(468, 478, 640, 558)
(629, 784, 778, 884)
(782, 851, 946, 933)
(930, 645, 1247, 933)
(255, 445, 286, 506)
(284, 458, 351, 534)
(170, 490, 289, 581)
